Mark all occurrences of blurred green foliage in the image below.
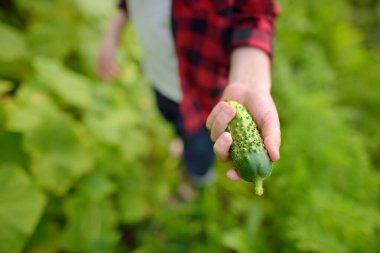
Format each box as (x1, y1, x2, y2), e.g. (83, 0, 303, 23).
(0, 0, 379, 252)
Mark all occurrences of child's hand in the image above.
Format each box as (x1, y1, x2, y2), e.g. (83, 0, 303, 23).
(97, 38, 120, 82)
(206, 82, 281, 180)
(97, 10, 127, 82)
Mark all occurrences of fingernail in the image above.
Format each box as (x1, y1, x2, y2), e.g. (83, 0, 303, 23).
(219, 135, 226, 147)
(222, 105, 233, 117)
(272, 150, 280, 161)
(227, 170, 240, 181)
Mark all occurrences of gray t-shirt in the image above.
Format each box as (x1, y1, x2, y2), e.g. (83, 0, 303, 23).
(128, 0, 182, 102)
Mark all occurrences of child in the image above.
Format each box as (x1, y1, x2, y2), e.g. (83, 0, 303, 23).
(97, 0, 281, 187)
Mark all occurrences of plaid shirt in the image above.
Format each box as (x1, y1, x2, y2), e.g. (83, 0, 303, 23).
(118, 0, 279, 134)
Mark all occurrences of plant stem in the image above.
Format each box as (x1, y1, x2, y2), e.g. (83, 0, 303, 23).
(254, 179, 264, 196)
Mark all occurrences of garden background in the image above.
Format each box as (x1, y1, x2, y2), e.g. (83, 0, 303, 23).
(0, 0, 379, 252)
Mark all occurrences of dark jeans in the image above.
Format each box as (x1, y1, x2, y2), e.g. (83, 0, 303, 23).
(153, 89, 215, 176)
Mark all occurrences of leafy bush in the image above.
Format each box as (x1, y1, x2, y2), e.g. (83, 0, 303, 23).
(0, 0, 379, 252)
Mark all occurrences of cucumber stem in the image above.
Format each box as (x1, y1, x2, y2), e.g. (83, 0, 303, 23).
(254, 179, 264, 196)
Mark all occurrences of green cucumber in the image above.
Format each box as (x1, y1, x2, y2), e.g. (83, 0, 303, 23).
(226, 100, 272, 195)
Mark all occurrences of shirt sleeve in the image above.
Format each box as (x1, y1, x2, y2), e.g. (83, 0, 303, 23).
(231, 0, 280, 58)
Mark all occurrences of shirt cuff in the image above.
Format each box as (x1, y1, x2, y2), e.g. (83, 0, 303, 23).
(231, 2, 280, 59)
(231, 28, 274, 59)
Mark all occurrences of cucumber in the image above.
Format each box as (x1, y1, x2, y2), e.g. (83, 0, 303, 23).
(226, 100, 272, 195)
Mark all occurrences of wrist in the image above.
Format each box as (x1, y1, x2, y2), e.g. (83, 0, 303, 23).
(221, 82, 272, 105)
(228, 47, 272, 95)
(227, 81, 271, 97)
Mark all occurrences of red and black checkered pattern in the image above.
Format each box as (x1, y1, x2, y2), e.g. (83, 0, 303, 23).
(118, 0, 279, 134)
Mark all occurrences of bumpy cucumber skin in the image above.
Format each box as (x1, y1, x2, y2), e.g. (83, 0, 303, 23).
(226, 100, 272, 194)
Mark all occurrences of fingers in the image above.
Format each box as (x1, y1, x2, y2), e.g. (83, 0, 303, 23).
(206, 101, 236, 142)
(207, 96, 281, 163)
(206, 101, 225, 130)
(213, 132, 241, 181)
(226, 169, 241, 181)
(98, 59, 119, 82)
(97, 41, 119, 82)
(109, 61, 120, 78)
(213, 132, 233, 162)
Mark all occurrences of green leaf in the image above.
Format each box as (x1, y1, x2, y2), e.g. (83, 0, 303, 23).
(25, 117, 94, 195)
(0, 165, 46, 253)
(116, 167, 151, 224)
(0, 23, 31, 80)
(287, 188, 380, 253)
(14, 0, 57, 17)
(0, 131, 28, 168)
(76, 169, 116, 201)
(28, 17, 77, 59)
(73, 0, 115, 19)
(84, 107, 139, 145)
(61, 166, 120, 252)
(24, 217, 62, 253)
(0, 79, 14, 95)
(222, 229, 251, 253)
(33, 57, 93, 109)
(6, 81, 94, 195)
(84, 105, 150, 163)
(62, 193, 120, 253)
(4, 86, 60, 132)
(0, 22, 28, 62)
(5, 84, 94, 195)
